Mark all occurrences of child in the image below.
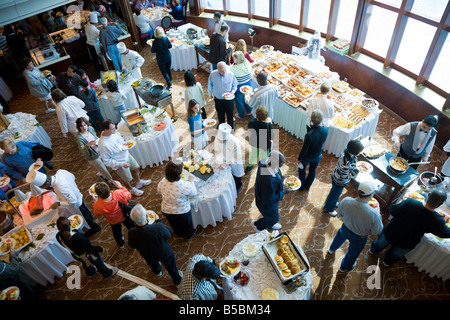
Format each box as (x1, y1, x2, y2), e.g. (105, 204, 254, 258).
(105, 79, 127, 122)
(79, 79, 104, 131)
(323, 139, 364, 216)
(184, 71, 207, 119)
(77, 69, 97, 89)
(246, 105, 274, 173)
(187, 99, 208, 150)
(56, 216, 118, 279)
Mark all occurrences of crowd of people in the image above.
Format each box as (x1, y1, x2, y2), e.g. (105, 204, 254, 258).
(0, 4, 449, 301)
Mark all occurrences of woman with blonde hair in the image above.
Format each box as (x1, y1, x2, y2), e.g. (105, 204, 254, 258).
(230, 51, 253, 118)
(230, 39, 254, 64)
(150, 26, 173, 89)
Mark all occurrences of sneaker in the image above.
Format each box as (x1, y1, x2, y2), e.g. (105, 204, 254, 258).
(368, 249, 376, 255)
(45, 108, 56, 113)
(87, 266, 98, 278)
(104, 267, 119, 279)
(96, 172, 108, 182)
(271, 223, 282, 230)
(157, 271, 163, 277)
(165, 86, 172, 90)
(250, 220, 261, 233)
(131, 187, 144, 196)
(327, 210, 338, 217)
(178, 270, 183, 279)
(338, 262, 356, 273)
(136, 179, 152, 189)
(382, 260, 390, 267)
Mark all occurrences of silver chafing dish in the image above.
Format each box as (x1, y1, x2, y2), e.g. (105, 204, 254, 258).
(121, 108, 146, 136)
(262, 231, 310, 294)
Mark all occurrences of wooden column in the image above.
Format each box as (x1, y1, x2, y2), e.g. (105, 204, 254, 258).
(117, 0, 142, 51)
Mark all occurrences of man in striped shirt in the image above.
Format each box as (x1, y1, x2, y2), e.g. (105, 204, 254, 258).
(248, 72, 279, 119)
(323, 139, 364, 216)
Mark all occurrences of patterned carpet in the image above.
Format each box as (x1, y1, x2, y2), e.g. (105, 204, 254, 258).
(5, 46, 450, 300)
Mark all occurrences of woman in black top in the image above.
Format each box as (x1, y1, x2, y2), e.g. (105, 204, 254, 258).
(56, 216, 118, 279)
(150, 26, 173, 89)
(297, 110, 329, 191)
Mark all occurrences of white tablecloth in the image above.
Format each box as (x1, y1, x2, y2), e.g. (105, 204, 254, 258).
(170, 44, 202, 71)
(272, 99, 381, 156)
(117, 113, 179, 168)
(190, 166, 238, 229)
(16, 209, 75, 286)
(0, 76, 13, 102)
(222, 230, 313, 300)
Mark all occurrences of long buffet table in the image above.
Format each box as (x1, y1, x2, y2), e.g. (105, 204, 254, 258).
(248, 48, 381, 157)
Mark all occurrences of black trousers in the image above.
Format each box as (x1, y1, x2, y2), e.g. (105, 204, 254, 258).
(233, 174, 242, 192)
(145, 251, 182, 285)
(157, 57, 172, 87)
(398, 146, 422, 170)
(87, 44, 103, 72)
(163, 210, 195, 239)
(214, 97, 234, 129)
(110, 216, 135, 247)
(78, 201, 101, 234)
(76, 252, 113, 278)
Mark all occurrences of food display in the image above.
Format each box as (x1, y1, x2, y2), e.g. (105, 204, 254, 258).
(220, 257, 241, 276)
(261, 287, 280, 300)
(356, 161, 373, 173)
(296, 69, 309, 79)
(274, 235, 302, 279)
(333, 115, 354, 129)
(405, 191, 425, 202)
(242, 241, 259, 257)
(283, 176, 301, 191)
(260, 45, 274, 52)
(101, 70, 117, 85)
(332, 80, 349, 93)
(271, 69, 290, 81)
(349, 104, 371, 119)
(285, 77, 302, 90)
(265, 61, 283, 73)
(267, 76, 279, 85)
(250, 50, 267, 61)
(333, 94, 353, 109)
(348, 88, 364, 98)
(305, 76, 323, 91)
(389, 157, 409, 172)
(3, 226, 32, 251)
(346, 113, 365, 126)
(361, 98, 379, 109)
(283, 64, 300, 76)
(68, 215, 83, 230)
(0, 287, 19, 300)
(283, 92, 303, 108)
(277, 84, 290, 98)
(362, 144, 387, 158)
(233, 271, 250, 286)
(294, 83, 315, 99)
(183, 149, 213, 176)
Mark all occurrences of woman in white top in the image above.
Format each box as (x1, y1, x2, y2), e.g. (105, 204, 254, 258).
(157, 160, 197, 239)
(105, 80, 127, 123)
(184, 71, 207, 119)
(51, 88, 88, 138)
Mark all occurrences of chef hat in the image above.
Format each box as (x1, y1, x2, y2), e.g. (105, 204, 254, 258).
(26, 170, 48, 187)
(117, 42, 127, 53)
(89, 12, 98, 24)
(218, 123, 232, 141)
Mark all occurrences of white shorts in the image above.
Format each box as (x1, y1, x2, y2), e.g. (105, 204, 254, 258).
(38, 93, 52, 101)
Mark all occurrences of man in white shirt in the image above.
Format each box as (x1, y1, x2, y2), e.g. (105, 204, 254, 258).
(248, 72, 279, 119)
(85, 12, 102, 71)
(98, 119, 151, 196)
(26, 169, 101, 236)
(117, 42, 145, 79)
(440, 139, 450, 177)
(392, 115, 438, 170)
(306, 82, 334, 128)
(213, 12, 229, 43)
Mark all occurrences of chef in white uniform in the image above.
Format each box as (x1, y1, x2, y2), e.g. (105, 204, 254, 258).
(117, 42, 145, 79)
(441, 139, 450, 177)
(213, 123, 244, 192)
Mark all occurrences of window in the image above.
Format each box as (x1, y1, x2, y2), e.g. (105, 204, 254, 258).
(334, 0, 359, 40)
(280, 0, 301, 25)
(394, 17, 436, 75)
(254, 0, 270, 18)
(375, 0, 402, 8)
(363, 5, 398, 58)
(306, 0, 331, 34)
(205, 0, 223, 10)
(229, 0, 248, 14)
(429, 33, 450, 93)
(411, 0, 448, 22)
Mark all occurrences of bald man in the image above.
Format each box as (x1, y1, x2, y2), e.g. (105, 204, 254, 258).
(248, 72, 279, 119)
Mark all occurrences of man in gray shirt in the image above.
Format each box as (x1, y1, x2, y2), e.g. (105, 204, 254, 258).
(327, 180, 383, 272)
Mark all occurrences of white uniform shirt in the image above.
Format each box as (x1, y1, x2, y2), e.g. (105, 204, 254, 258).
(157, 178, 197, 214)
(392, 123, 436, 162)
(56, 96, 88, 134)
(98, 132, 129, 170)
(51, 169, 83, 208)
(85, 23, 100, 47)
(306, 94, 334, 127)
(121, 50, 145, 79)
(214, 134, 245, 178)
(442, 139, 450, 176)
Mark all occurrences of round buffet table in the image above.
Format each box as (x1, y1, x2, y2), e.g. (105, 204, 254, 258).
(116, 112, 179, 168)
(170, 44, 200, 71)
(190, 165, 238, 229)
(222, 230, 313, 300)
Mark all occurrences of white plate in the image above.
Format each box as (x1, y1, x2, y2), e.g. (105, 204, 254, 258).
(242, 241, 259, 257)
(146, 210, 157, 224)
(283, 175, 301, 191)
(0, 238, 15, 256)
(180, 169, 189, 181)
(240, 86, 253, 95)
(220, 257, 241, 277)
(29, 160, 43, 172)
(202, 118, 217, 128)
(0, 286, 20, 300)
(222, 92, 235, 100)
(356, 161, 373, 173)
(0, 176, 10, 188)
(68, 214, 83, 230)
(89, 183, 97, 197)
(178, 90, 185, 99)
(123, 140, 136, 150)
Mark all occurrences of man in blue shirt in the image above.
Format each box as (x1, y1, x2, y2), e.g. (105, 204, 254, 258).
(207, 61, 237, 129)
(1, 139, 48, 183)
(98, 17, 124, 71)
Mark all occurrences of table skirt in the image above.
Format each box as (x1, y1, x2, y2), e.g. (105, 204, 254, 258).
(99, 86, 142, 123)
(27, 125, 52, 150)
(405, 234, 450, 281)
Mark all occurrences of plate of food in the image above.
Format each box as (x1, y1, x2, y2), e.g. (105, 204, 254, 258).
(154, 122, 166, 131)
(0, 238, 15, 256)
(242, 241, 259, 257)
(146, 210, 157, 224)
(42, 70, 51, 77)
(123, 140, 136, 150)
(220, 257, 241, 277)
(0, 176, 10, 188)
(362, 144, 387, 159)
(29, 160, 43, 172)
(233, 270, 250, 286)
(240, 85, 253, 95)
(89, 183, 97, 197)
(222, 92, 235, 100)
(180, 169, 189, 181)
(261, 287, 279, 300)
(68, 215, 83, 230)
(0, 286, 20, 300)
(3, 226, 31, 252)
(283, 92, 304, 108)
(356, 161, 373, 173)
(368, 198, 379, 208)
(283, 175, 301, 191)
(203, 118, 217, 128)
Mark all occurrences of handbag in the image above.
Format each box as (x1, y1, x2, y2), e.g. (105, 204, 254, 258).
(118, 201, 136, 219)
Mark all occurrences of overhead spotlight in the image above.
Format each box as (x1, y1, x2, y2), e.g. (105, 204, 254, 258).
(248, 28, 256, 52)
